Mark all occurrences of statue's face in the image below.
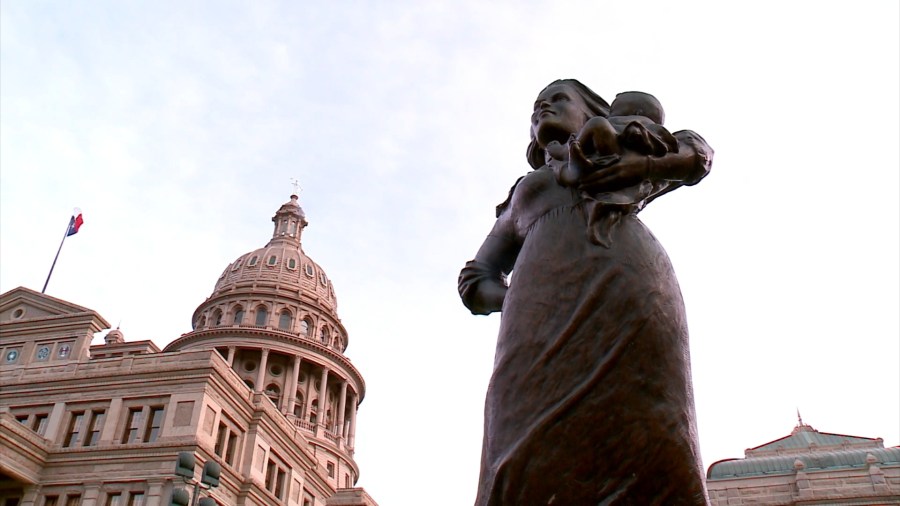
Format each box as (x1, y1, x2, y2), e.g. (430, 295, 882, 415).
(531, 83, 589, 148)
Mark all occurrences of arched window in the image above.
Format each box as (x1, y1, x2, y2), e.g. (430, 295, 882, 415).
(265, 384, 281, 405)
(320, 328, 329, 345)
(255, 306, 268, 326)
(288, 258, 297, 269)
(278, 310, 292, 331)
(233, 307, 244, 325)
(300, 319, 310, 336)
(248, 256, 258, 266)
(197, 316, 206, 328)
(267, 255, 277, 266)
(213, 310, 223, 326)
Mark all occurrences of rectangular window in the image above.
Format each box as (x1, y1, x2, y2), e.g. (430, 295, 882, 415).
(265, 460, 276, 491)
(213, 414, 242, 466)
(122, 408, 142, 444)
(214, 422, 227, 456)
(65, 495, 82, 506)
(85, 410, 105, 446)
(43, 497, 58, 506)
(10, 406, 54, 437)
(127, 493, 144, 506)
(265, 452, 289, 499)
(33, 414, 49, 436)
(274, 468, 286, 499)
(143, 406, 164, 442)
(63, 412, 85, 447)
(105, 493, 121, 506)
(225, 431, 238, 465)
(327, 461, 335, 478)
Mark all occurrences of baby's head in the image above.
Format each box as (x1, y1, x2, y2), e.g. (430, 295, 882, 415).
(610, 91, 665, 124)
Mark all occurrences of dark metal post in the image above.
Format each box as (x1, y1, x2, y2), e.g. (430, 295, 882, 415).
(42, 216, 74, 293)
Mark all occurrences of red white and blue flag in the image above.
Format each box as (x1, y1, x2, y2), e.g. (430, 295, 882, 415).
(66, 208, 84, 236)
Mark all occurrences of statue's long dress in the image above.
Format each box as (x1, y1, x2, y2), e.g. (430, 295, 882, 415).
(459, 131, 712, 505)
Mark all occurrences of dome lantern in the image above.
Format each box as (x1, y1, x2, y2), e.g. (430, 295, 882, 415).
(269, 194, 308, 247)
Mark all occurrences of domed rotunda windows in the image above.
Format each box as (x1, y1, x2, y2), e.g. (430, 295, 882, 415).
(255, 306, 268, 326)
(278, 310, 292, 331)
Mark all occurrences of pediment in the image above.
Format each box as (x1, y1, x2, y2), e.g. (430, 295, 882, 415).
(0, 286, 98, 323)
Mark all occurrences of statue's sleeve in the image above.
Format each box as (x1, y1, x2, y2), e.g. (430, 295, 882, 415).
(642, 129, 713, 206)
(671, 129, 713, 186)
(459, 182, 522, 315)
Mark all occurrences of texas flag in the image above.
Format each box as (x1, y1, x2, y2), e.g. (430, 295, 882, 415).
(66, 208, 84, 236)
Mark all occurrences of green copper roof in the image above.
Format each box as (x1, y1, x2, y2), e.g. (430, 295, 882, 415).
(748, 427, 881, 454)
(707, 446, 900, 479)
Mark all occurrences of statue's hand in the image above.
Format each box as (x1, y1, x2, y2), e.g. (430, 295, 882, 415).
(577, 151, 649, 194)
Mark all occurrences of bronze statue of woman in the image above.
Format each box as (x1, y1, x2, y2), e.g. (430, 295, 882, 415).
(459, 79, 713, 505)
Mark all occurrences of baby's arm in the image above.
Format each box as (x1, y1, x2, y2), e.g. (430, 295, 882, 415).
(560, 117, 622, 187)
(576, 116, 622, 157)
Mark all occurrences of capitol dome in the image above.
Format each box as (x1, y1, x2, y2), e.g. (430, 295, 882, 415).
(210, 194, 338, 316)
(182, 194, 349, 354)
(161, 193, 367, 489)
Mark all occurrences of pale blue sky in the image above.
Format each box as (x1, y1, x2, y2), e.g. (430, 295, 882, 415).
(2, 2, 898, 504)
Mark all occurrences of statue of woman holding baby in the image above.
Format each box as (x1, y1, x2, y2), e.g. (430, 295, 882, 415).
(459, 79, 713, 505)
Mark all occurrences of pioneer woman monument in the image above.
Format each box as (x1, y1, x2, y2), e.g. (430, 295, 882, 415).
(459, 79, 714, 505)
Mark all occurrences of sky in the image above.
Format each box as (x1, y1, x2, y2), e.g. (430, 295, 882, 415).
(1, 1, 898, 504)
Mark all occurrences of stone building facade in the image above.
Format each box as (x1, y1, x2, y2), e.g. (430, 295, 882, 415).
(707, 421, 900, 505)
(0, 195, 378, 506)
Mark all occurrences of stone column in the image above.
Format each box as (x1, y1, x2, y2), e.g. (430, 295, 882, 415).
(337, 381, 348, 437)
(256, 349, 269, 392)
(145, 481, 164, 506)
(43, 402, 66, 443)
(100, 398, 123, 443)
(318, 367, 329, 426)
(285, 356, 302, 413)
(348, 393, 357, 448)
(304, 367, 315, 422)
(20, 485, 40, 506)
(82, 482, 101, 506)
(226, 346, 236, 366)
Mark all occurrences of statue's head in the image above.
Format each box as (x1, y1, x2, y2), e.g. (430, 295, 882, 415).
(527, 79, 610, 170)
(610, 91, 665, 124)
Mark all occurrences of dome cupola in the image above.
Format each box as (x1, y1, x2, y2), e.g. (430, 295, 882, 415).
(270, 194, 308, 247)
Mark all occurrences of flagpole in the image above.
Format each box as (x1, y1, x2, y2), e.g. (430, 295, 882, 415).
(42, 216, 75, 294)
